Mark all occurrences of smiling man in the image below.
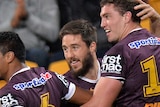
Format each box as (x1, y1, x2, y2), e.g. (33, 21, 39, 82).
(59, 19, 101, 107)
(81, 0, 160, 106)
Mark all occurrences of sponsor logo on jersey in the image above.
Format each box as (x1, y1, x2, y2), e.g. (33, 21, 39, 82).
(101, 54, 122, 74)
(0, 93, 20, 107)
(13, 72, 52, 90)
(55, 72, 69, 88)
(128, 37, 160, 49)
(144, 102, 160, 107)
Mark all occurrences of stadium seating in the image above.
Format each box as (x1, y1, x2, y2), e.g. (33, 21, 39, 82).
(48, 60, 69, 74)
(141, 19, 150, 31)
(149, 0, 160, 13)
(25, 60, 38, 67)
(0, 80, 6, 89)
(140, 0, 160, 31)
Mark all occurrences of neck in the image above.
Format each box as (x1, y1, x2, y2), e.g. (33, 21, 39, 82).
(6, 62, 27, 82)
(119, 22, 141, 41)
(84, 57, 99, 80)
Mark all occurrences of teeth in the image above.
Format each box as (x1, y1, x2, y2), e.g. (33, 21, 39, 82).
(72, 61, 77, 64)
(105, 30, 110, 33)
(70, 60, 78, 65)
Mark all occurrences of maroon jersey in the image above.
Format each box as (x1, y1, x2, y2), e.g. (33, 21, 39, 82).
(0, 67, 76, 107)
(61, 60, 101, 107)
(101, 29, 160, 107)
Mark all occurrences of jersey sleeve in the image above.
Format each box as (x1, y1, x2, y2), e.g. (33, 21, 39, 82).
(0, 90, 24, 107)
(101, 44, 126, 83)
(54, 72, 76, 100)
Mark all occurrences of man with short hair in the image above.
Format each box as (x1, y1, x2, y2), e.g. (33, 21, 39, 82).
(59, 19, 101, 107)
(81, 0, 160, 106)
(0, 31, 92, 107)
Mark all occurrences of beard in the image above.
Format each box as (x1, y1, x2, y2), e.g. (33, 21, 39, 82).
(72, 52, 94, 78)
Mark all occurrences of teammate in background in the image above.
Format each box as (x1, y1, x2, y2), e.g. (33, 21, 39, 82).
(135, 0, 160, 37)
(81, 0, 160, 106)
(57, 0, 113, 58)
(0, 32, 92, 107)
(59, 3, 160, 106)
(59, 19, 101, 107)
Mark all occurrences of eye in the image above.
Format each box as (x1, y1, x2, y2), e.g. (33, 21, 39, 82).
(105, 14, 109, 19)
(72, 45, 79, 51)
(62, 47, 68, 52)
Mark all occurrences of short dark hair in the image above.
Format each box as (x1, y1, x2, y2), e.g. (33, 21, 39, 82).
(100, 0, 142, 23)
(59, 19, 97, 47)
(0, 32, 26, 62)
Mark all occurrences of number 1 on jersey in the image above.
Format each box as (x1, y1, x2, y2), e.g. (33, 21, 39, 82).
(141, 55, 160, 97)
(41, 93, 55, 107)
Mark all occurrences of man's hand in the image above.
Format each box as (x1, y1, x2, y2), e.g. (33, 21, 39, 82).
(134, 0, 160, 22)
(11, 0, 28, 27)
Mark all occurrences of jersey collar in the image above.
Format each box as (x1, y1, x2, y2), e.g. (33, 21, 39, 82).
(9, 66, 30, 81)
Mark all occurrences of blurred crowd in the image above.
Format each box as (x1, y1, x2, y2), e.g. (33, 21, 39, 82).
(0, 0, 159, 69)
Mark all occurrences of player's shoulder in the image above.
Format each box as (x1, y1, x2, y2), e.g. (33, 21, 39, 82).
(28, 67, 69, 86)
(30, 67, 58, 78)
(0, 83, 22, 104)
(63, 70, 76, 81)
(107, 29, 151, 53)
(64, 70, 73, 77)
(0, 84, 24, 106)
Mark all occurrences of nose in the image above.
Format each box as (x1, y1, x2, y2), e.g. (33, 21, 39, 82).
(100, 18, 106, 29)
(101, 19, 104, 28)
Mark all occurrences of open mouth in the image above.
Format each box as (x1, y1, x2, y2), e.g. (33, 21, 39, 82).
(70, 59, 79, 66)
(105, 29, 111, 33)
(71, 60, 78, 65)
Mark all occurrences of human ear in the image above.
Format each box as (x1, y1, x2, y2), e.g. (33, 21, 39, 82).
(124, 11, 132, 23)
(90, 42, 97, 53)
(5, 51, 15, 63)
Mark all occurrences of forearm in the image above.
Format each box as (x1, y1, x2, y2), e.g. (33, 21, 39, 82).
(82, 77, 122, 107)
(69, 86, 93, 105)
(151, 16, 160, 37)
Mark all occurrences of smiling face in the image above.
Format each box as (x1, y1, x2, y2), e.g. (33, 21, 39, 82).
(62, 34, 94, 77)
(100, 4, 131, 43)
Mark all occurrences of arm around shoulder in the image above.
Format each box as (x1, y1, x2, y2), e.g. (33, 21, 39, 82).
(69, 86, 93, 105)
(81, 77, 122, 107)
